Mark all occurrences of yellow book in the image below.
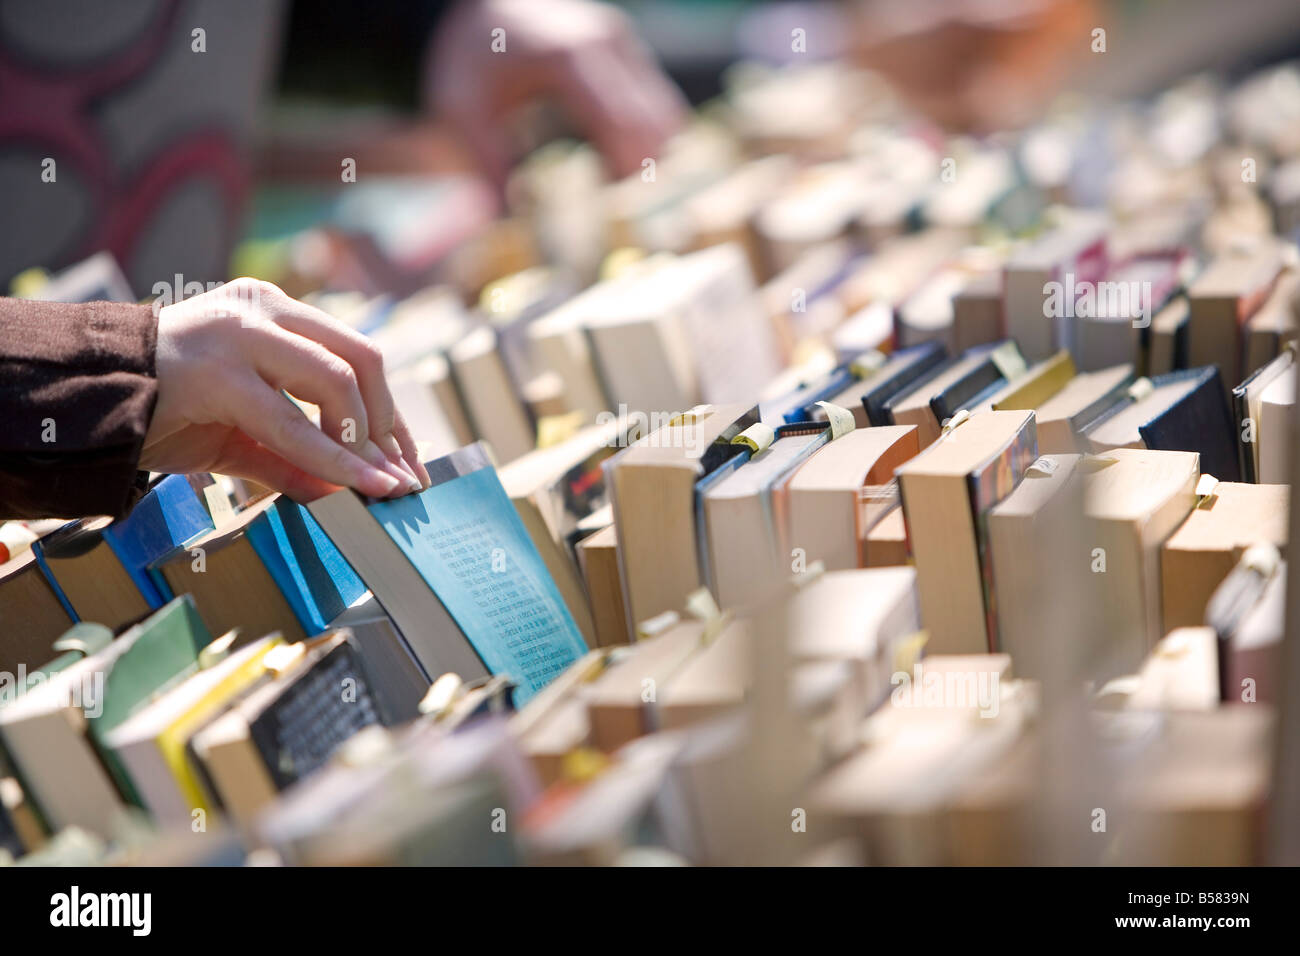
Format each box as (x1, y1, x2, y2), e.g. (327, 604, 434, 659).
(103, 634, 285, 824)
(992, 350, 1077, 411)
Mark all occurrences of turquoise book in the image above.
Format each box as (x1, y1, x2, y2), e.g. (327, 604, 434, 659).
(244, 497, 367, 635)
(309, 444, 588, 705)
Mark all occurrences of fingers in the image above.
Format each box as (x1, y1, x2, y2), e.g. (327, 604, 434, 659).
(562, 9, 685, 174)
(252, 321, 370, 448)
(259, 292, 391, 434)
(447, 100, 516, 188)
(219, 376, 404, 500)
(385, 411, 430, 488)
(246, 322, 416, 493)
(254, 288, 429, 489)
(208, 430, 342, 504)
(610, 26, 688, 141)
(556, 46, 680, 177)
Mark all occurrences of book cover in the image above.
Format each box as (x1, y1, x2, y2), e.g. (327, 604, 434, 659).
(928, 343, 1021, 425)
(964, 416, 1039, 650)
(860, 342, 948, 426)
(1139, 368, 1240, 482)
(102, 474, 216, 607)
(86, 596, 215, 805)
(247, 637, 383, 789)
(1233, 349, 1295, 483)
(783, 366, 856, 424)
(244, 498, 367, 634)
(318, 444, 588, 705)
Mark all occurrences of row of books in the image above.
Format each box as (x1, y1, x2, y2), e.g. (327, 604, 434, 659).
(4, 56, 1300, 865)
(0, 333, 1287, 864)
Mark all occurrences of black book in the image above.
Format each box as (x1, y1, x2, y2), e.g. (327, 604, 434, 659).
(1084, 366, 1240, 481)
(929, 342, 1026, 426)
(188, 632, 383, 812)
(859, 341, 949, 425)
(1232, 348, 1295, 483)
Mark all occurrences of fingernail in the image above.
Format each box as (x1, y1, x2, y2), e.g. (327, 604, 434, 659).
(405, 454, 431, 489)
(364, 440, 410, 490)
(359, 466, 401, 498)
(380, 435, 425, 488)
(400, 460, 423, 492)
(412, 459, 431, 489)
(385, 459, 412, 489)
(378, 432, 428, 490)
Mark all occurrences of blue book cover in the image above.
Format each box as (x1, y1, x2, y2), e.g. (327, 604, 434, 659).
(244, 499, 368, 635)
(782, 366, 856, 425)
(312, 444, 588, 705)
(96, 474, 215, 608)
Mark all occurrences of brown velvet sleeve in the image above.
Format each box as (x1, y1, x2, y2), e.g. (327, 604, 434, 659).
(0, 298, 159, 520)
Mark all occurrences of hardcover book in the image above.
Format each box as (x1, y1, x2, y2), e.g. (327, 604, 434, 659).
(99, 473, 217, 608)
(928, 342, 1027, 427)
(189, 631, 383, 825)
(0, 596, 213, 836)
(1084, 367, 1240, 481)
(859, 342, 948, 427)
(886, 343, 1003, 448)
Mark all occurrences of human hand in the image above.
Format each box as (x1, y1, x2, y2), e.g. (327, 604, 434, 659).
(851, 0, 1094, 132)
(143, 278, 430, 503)
(427, 0, 687, 184)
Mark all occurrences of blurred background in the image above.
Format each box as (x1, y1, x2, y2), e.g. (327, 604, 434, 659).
(5, 0, 1300, 303)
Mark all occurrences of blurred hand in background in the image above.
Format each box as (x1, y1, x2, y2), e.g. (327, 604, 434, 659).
(851, 0, 1096, 132)
(427, 0, 689, 184)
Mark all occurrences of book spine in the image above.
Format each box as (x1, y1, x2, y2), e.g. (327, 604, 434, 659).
(30, 540, 80, 621)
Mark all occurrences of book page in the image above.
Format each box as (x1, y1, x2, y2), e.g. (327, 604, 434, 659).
(368, 467, 588, 705)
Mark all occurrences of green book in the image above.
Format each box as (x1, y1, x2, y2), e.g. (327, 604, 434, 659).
(0, 597, 213, 838)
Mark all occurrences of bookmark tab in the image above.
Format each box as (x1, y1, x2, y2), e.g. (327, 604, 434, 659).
(1126, 377, 1154, 401)
(814, 401, 856, 440)
(203, 483, 236, 531)
(336, 725, 395, 767)
(50, 622, 113, 658)
(892, 631, 929, 679)
(668, 405, 712, 428)
(536, 410, 586, 449)
(1026, 456, 1059, 477)
(636, 610, 680, 640)
(561, 747, 610, 783)
(685, 587, 721, 622)
(1195, 473, 1220, 508)
(197, 629, 238, 670)
(263, 641, 307, 677)
(1080, 453, 1119, 472)
(941, 408, 971, 437)
(990, 342, 1027, 381)
(731, 422, 775, 454)
(685, 586, 728, 641)
(419, 672, 464, 716)
(1242, 542, 1281, 577)
(849, 349, 887, 379)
